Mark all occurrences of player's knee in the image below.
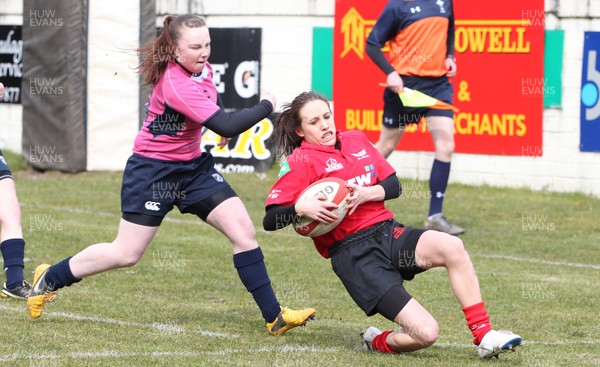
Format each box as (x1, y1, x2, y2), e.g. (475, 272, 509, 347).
(436, 139, 455, 157)
(444, 235, 469, 263)
(230, 223, 257, 252)
(114, 248, 144, 268)
(412, 322, 439, 348)
(448, 234, 465, 250)
(118, 256, 140, 268)
(399, 315, 439, 349)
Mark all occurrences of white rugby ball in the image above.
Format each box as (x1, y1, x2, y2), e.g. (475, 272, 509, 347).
(293, 177, 350, 237)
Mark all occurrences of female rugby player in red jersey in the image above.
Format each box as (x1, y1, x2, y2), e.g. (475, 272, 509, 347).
(263, 91, 521, 359)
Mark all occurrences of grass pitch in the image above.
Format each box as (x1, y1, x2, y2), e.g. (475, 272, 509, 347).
(1, 150, 599, 366)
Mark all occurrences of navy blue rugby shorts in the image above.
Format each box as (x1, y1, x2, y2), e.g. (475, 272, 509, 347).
(383, 75, 454, 128)
(121, 153, 233, 222)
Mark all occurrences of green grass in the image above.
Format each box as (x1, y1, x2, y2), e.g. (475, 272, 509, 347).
(1, 150, 599, 366)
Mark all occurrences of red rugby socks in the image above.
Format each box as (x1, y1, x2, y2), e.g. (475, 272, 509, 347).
(462, 301, 493, 345)
(371, 330, 397, 354)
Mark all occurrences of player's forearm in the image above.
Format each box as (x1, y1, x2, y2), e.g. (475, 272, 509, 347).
(379, 174, 401, 200)
(263, 204, 299, 231)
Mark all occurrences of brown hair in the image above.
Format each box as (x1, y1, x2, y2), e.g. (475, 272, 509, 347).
(274, 91, 330, 157)
(137, 15, 207, 86)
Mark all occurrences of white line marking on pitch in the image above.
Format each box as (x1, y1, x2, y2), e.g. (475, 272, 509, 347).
(0, 304, 235, 338)
(2, 340, 600, 362)
(482, 254, 600, 270)
(436, 339, 600, 348)
(0, 346, 338, 363)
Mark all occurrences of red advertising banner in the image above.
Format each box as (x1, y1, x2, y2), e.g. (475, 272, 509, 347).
(333, 0, 544, 156)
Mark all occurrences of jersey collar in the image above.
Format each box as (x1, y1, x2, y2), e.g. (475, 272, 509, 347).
(173, 60, 202, 78)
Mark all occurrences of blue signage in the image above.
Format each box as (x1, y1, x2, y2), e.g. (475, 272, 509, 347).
(581, 32, 600, 152)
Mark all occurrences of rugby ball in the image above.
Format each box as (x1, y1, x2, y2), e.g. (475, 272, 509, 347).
(293, 177, 350, 237)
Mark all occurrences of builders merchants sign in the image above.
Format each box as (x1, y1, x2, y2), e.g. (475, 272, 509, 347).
(334, 0, 544, 156)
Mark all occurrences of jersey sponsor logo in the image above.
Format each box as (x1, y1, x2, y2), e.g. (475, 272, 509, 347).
(324, 158, 344, 173)
(346, 164, 376, 186)
(277, 160, 291, 178)
(347, 173, 372, 186)
(212, 173, 224, 182)
(145, 201, 161, 211)
(351, 149, 370, 160)
(268, 189, 281, 199)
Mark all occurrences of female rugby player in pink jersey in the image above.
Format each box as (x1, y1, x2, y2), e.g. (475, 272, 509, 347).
(263, 91, 521, 359)
(27, 15, 315, 335)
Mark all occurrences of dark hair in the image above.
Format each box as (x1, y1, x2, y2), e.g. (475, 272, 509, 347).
(274, 91, 330, 157)
(137, 15, 207, 86)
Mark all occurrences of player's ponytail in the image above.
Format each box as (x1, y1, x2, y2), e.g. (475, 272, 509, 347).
(274, 91, 329, 157)
(274, 106, 304, 157)
(137, 15, 207, 86)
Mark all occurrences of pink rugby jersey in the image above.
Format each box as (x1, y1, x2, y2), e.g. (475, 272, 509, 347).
(133, 61, 220, 161)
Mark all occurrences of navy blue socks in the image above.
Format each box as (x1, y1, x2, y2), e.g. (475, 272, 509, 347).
(44, 256, 81, 291)
(428, 159, 451, 216)
(1, 238, 25, 289)
(233, 247, 281, 323)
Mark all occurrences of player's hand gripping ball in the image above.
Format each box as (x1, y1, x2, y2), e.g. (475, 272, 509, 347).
(293, 178, 350, 237)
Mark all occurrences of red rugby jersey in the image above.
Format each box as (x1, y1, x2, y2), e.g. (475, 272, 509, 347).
(265, 130, 396, 258)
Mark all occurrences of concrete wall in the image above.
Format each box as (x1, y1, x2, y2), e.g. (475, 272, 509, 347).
(1, 0, 599, 197)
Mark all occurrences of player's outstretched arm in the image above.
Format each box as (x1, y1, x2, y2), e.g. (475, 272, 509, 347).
(203, 99, 273, 138)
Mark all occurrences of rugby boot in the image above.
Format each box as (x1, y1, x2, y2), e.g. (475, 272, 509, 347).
(27, 264, 57, 319)
(266, 307, 316, 336)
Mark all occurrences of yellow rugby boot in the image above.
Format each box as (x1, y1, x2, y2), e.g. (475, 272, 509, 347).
(266, 307, 316, 336)
(27, 264, 57, 319)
